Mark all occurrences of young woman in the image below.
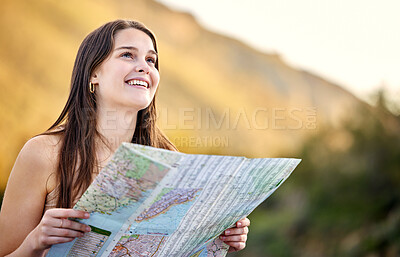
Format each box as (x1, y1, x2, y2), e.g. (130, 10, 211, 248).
(0, 20, 250, 256)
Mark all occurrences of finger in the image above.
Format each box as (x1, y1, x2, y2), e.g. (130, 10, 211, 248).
(219, 234, 247, 242)
(46, 209, 90, 220)
(41, 216, 91, 233)
(39, 236, 76, 246)
(58, 218, 91, 233)
(225, 241, 246, 251)
(236, 217, 250, 227)
(43, 227, 86, 238)
(224, 226, 249, 235)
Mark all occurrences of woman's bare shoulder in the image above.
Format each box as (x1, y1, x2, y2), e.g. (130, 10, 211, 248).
(15, 134, 62, 184)
(28, 133, 62, 150)
(23, 134, 62, 159)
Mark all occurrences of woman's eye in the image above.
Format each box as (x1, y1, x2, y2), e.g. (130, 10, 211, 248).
(146, 57, 156, 64)
(121, 52, 133, 58)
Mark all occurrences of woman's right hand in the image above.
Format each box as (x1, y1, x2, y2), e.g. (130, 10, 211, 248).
(26, 208, 91, 252)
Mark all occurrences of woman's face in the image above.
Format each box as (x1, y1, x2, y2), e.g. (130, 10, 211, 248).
(91, 28, 160, 112)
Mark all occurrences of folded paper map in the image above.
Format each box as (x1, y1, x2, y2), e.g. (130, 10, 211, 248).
(48, 143, 301, 257)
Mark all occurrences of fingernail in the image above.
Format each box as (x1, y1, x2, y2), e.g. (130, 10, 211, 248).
(86, 226, 91, 232)
(85, 213, 90, 218)
(225, 230, 231, 235)
(238, 222, 242, 227)
(220, 236, 226, 240)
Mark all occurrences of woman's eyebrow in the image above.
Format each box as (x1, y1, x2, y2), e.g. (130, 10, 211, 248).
(115, 46, 158, 56)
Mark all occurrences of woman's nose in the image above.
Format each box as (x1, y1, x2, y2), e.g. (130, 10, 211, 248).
(135, 60, 150, 74)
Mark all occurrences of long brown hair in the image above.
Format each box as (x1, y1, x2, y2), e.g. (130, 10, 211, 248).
(44, 20, 176, 208)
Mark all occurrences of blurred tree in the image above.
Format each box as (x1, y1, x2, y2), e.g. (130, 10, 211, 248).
(234, 89, 400, 257)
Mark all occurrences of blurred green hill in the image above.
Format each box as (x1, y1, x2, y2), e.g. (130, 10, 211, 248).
(1, 0, 399, 256)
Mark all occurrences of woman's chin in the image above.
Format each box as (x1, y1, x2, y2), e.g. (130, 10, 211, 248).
(126, 100, 152, 111)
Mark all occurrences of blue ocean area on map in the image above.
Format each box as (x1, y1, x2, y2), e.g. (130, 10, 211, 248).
(131, 190, 201, 236)
(199, 248, 208, 257)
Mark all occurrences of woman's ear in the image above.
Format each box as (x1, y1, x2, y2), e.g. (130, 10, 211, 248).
(90, 72, 99, 85)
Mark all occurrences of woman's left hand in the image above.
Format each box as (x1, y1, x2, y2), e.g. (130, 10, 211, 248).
(219, 217, 250, 252)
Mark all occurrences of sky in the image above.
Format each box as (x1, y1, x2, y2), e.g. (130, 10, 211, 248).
(157, 0, 399, 104)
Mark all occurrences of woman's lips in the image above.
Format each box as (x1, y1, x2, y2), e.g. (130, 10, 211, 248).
(126, 79, 149, 88)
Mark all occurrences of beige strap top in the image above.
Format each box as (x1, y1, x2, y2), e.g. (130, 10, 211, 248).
(44, 188, 58, 212)
(44, 188, 81, 212)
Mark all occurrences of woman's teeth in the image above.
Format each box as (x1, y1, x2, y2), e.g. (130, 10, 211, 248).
(127, 80, 148, 88)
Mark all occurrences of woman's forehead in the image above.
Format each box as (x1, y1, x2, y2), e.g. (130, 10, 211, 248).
(113, 28, 155, 51)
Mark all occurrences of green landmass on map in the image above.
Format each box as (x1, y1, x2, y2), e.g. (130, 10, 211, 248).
(74, 146, 170, 214)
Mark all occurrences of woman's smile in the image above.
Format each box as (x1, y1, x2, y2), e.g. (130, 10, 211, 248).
(126, 78, 150, 89)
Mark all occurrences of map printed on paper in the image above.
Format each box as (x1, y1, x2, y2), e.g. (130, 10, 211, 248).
(48, 143, 301, 257)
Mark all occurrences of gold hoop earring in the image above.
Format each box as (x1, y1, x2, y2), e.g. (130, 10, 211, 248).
(89, 82, 95, 93)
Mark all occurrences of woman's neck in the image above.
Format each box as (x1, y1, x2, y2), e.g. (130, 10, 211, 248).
(96, 106, 138, 153)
